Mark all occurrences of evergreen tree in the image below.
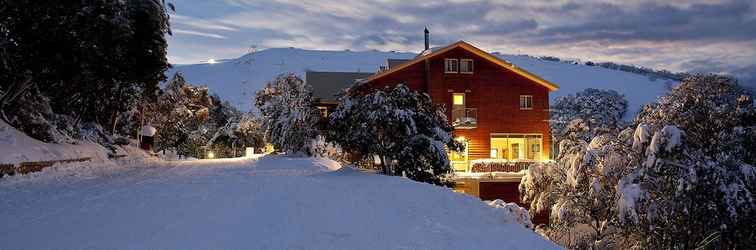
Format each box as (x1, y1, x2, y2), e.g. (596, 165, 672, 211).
(0, 0, 172, 141)
(329, 84, 463, 186)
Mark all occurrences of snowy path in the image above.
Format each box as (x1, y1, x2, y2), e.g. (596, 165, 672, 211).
(0, 156, 558, 250)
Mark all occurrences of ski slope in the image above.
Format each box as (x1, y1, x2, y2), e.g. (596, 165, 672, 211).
(0, 156, 558, 250)
(172, 47, 674, 119)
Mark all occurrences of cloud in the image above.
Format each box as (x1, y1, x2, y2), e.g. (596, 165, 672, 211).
(172, 15, 239, 32)
(166, 0, 756, 84)
(173, 29, 228, 39)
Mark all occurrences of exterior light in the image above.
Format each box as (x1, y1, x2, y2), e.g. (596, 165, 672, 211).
(245, 147, 255, 157)
(207, 151, 215, 159)
(490, 149, 497, 158)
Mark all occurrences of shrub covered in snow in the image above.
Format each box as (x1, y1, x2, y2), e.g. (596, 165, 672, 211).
(305, 135, 346, 162)
(329, 84, 463, 186)
(255, 74, 321, 154)
(551, 88, 628, 143)
(487, 199, 534, 230)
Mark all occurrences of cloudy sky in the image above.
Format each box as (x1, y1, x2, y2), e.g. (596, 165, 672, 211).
(167, 0, 756, 83)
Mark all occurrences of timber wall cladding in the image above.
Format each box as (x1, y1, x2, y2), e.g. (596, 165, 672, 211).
(0, 157, 92, 178)
(368, 47, 552, 160)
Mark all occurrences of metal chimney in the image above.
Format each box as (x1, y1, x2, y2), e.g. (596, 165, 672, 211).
(424, 27, 430, 50)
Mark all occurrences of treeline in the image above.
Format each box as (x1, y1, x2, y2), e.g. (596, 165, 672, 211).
(536, 55, 691, 81)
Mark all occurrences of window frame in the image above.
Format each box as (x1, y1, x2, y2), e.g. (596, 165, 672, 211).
(444, 58, 459, 73)
(519, 95, 533, 110)
(460, 59, 474, 74)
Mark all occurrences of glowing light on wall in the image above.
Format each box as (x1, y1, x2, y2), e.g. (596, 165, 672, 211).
(207, 151, 215, 159)
(245, 147, 255, 157)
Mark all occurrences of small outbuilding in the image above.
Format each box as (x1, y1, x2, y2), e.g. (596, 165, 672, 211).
(140, 124, 157, 151)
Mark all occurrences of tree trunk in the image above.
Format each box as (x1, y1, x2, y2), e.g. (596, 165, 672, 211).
(110, 111, 119, 135)
(381, 155, 392, 176)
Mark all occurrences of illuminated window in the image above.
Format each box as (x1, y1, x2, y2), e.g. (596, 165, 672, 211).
(317, 106, 328, 118)
(490, 134, 543, 161)
(452, 93, 465, 106)
(445, 58, 459, 73)
(460, 59, 474, 74)
(450, 139, 468, 162)
(520, 95, 533, 110)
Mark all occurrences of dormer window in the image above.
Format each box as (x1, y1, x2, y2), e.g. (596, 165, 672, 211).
(445, 58, 459, 73)
(460, 59, 474, 74)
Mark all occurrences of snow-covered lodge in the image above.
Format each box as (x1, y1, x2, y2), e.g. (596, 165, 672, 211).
(307, 30, 559, 204)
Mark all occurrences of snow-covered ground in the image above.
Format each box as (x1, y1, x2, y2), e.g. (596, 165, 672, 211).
(0, 156, 559, 249)
(171, 47, 674, 119)
(0, 120, 112, 165)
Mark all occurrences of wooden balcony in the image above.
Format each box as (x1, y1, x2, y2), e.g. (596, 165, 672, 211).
(452, 107, 477, 129)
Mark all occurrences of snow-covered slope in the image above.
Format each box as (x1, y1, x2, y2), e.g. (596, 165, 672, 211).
(170, 48, 415, 110)
(171, 47, 676, 119)
(0, 156, 558, 249)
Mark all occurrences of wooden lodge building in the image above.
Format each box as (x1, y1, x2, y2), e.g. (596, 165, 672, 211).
(307, 29, 559, 205)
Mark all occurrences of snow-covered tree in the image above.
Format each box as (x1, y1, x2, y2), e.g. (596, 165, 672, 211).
(255, 74, 320, 154)
(621, 75, 756, 248)
(149, 73, 213, 157)
(520, 129, 637, 249)
(329, 84, 463, 186)
(551, 88, 628, 143)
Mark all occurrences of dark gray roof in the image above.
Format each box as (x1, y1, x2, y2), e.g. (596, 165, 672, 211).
(306, 71, 374, 102)
(387, 59, 411, 69)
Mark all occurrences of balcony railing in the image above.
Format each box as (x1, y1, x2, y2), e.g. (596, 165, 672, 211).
(452, 107, 477, 128)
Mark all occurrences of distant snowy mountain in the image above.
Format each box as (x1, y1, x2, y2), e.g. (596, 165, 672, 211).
(170, 47, 677, 120)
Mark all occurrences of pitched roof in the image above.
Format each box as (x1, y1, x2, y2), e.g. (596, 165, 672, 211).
(306, 71, 374, 103)
(387, 59, 411, 69)
(365, 41, 560, 91)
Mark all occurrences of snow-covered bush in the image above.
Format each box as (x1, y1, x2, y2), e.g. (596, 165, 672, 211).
(551, 88, 628, 142)
(305, 135, 346, 162)
(255, 74, 321, 154)
(329, 84, 463, 186)
(520, 130, 636, 249)
(487, 199, 534, 230)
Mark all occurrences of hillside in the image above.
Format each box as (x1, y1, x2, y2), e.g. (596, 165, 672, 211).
(0, 156, 558, 249)
(171, 47, 677, 119)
